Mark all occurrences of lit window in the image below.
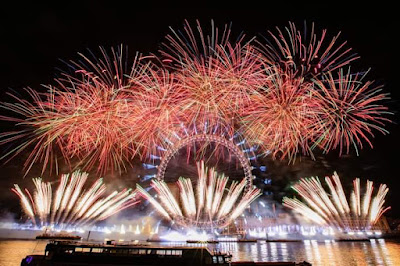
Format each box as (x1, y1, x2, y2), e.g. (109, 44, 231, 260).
(171, 250, 182, 256)
(213, 256, 218, 263)
(156, 250, 166, 255)
(92, 248, 103, 253)
(75, 247, 83, 252)
(166, 250, 172, 255)
(139, 249, 146, 254)
(129, 249, 138, 254)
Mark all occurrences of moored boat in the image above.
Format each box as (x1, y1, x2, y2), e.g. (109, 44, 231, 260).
(21, 240, 232, 265)
(35, 232, 81, 240)
(186, 239, 219, 244)
(21, 240, 311, 265)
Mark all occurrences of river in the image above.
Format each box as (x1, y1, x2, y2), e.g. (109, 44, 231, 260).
(1, 239, 400, 265)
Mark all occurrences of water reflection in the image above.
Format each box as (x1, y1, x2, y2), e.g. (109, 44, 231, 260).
(269, 242, 278, 261)
(378, 239, 393, 265)
(0, 239, 400, 266)
(370, 240, 383, 265)
(303, 240, 313, 262)
(214, 239, 400, 265)
(323, 240, 335, 266)
(280, 243, 288, 261)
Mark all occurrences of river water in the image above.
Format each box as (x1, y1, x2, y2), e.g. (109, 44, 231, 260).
(1, 239, 400, 265)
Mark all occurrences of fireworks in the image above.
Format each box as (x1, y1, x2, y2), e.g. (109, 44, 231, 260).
(0, 46, 145, 175)
(242, 66, 319, 159)
(311, 69, 390, 155)
(258, 22, 358, 77)
(0, 21, 390, 175)
(128, 67, 185, 157)
(283, 172, 390, 230)
(161, 20, 268, 129)
(137, 161, 261, 229)
(11, 170, 138, 227)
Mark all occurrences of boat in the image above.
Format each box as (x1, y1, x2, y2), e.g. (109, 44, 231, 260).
(186, 239, 219, 244)
(336, 238, 369, 242)
(35, 232, 81, 240)
(21, 240, 232, 265)
(21, 240, 311, 265)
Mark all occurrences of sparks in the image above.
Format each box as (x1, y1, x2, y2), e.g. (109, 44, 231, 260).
(12, 170, 139, 227)
(283, 172, 390, 230)
(0, 21, 390, 175)
(137, 161, 261, 229)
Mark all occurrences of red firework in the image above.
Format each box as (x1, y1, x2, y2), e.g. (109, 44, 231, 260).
(0, 21, 391, 175)
(128, 67, 185, 157)
(258, 22, 359, 78)
(311, 69, 390, 155)
(0, 46, 144, 174)
(241, 66, 319, 159)
(161, 20, 269, 132)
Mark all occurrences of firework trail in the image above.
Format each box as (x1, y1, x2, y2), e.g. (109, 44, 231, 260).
(311, 69, 390, 155)
(0, 21, 391, 175)
(161, 20, 268, 129)
(0, 46, 145, 175)
(11, 185, 36, 226)
(137, 161, 261, 228)
(258, 21, 359, 78)
(283, 172, 390, 230)
(12, 170, 138, 227)
(242, 66, 319, 159)
(128, 67, 185, 157)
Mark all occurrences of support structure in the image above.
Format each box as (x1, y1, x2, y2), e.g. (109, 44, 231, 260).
(155, 134, 254, 193)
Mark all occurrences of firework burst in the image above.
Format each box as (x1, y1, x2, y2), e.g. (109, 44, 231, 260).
(283, 172, 390, 230)
(242, 66, 319, 159)
(12, 170, 138, 227)
(0, 46, 146, 175)
(258, 21, 359, 78)
(311, 69, 390, 155)
(161, 20, 268, 133)
(128, 67, 184, 157)
(0, 21, 391, 175)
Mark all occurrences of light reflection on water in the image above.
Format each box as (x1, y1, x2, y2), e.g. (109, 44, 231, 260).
(211, 239, 400, 265)
(0, 239, 400, 266)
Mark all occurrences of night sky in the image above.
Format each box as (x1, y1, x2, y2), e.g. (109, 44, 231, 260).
(0, 2, 398, 219)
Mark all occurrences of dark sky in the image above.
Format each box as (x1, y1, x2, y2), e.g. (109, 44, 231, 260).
(0, 2, 399, 218)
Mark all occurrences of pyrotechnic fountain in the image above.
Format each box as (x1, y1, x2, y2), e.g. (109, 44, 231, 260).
(283, 172, 390, 233)
(137, 161, 261, 230)
(11, 171, 138, 229)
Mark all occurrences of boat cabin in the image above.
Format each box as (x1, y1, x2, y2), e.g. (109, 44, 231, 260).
(22, 240, 232, 265)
